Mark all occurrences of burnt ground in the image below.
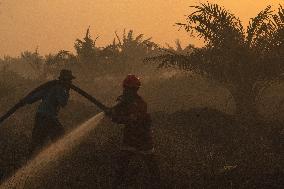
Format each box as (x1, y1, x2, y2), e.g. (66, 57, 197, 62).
(0, 107, 283, 189)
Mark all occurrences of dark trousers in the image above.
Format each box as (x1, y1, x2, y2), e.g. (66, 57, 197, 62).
(112, 150, 161, 189)
(29, 113, 65, 156)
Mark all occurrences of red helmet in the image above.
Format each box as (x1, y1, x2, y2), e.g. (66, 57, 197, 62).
(123, 74, 141, 88)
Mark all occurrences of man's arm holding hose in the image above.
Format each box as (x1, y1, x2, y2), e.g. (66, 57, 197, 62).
(68, 83, 110, 113)
(105, 98, 129, 124)
(0, 81, 104, 125)
(104, 96, 141, 125)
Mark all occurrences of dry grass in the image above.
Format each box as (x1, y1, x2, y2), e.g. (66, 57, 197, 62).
(0, 69, 283, 188)
(0, 108, 283, 189)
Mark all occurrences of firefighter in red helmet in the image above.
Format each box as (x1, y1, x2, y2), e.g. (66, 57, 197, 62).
(107, 74, 161, 189)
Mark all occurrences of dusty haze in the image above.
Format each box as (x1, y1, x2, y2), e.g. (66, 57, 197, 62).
(0, 0, 283, 56)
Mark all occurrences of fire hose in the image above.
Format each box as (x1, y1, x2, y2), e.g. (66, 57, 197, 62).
(0, 81, 109, 125)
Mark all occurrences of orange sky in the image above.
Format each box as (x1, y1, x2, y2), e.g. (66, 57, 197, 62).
(0, 0, 283, 56)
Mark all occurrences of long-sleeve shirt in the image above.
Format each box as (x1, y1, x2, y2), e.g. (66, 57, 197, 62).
(26, 83, 70, 118)
(111, 94, 153, 151)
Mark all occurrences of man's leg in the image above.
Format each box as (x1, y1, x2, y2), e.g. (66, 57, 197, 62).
(141, 153, 161, 189)
(112, 150, 134, 189)
(29, 114, 49, 157)
(49, 118, 65, 143)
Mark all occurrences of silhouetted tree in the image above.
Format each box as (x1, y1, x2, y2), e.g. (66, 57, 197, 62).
(165, 39, 195, 54)
(100, 38, 120, 64)
(115, 29, 158, 58)
(145, 3, 284, 119)
(46, 50, 77, 65)
(74, 27, 100, 64)
(44, 50, 77, 78)
(99, 29, 158, 74)
(21, 48, 44, 74)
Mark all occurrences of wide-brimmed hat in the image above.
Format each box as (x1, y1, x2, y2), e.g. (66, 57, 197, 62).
(58, 69, 76, 80)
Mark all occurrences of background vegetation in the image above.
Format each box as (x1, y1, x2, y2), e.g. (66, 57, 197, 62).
(0, 2, 283, 188)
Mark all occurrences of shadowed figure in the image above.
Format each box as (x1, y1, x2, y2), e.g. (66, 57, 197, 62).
(22, 69, 76, 156)
(106, 74, 161, 189)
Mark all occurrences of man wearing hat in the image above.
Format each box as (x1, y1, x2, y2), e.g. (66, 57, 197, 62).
(24, 69, 75, 155)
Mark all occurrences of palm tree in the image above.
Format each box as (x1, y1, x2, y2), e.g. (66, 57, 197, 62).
(116, 30, 157, 55)
(45, 50, 77, 65)
(74, 27, 100, 64)
(100, 29, 158, 73)
(145, 3, 284, 119)
(21, 48, 44, 74)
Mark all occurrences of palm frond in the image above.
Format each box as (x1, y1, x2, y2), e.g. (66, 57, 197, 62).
(84, 26, 91, 41)
(144, 47, 237, 83)
(251, 5, 284, 56)
(246, 6, 273, 47)
(175, 39, 183, 51)
(127, 30, 134, 41)
(134, 34, 144, 43)
(177, 3, 244, 48)
(114, 31, 122, 47)
(278, 5, 284, 22)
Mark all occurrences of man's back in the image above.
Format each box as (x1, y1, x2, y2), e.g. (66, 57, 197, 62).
(112, 94, 153, 151)
(25, 81, 70, 118)
(37, 83, 69, 118)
